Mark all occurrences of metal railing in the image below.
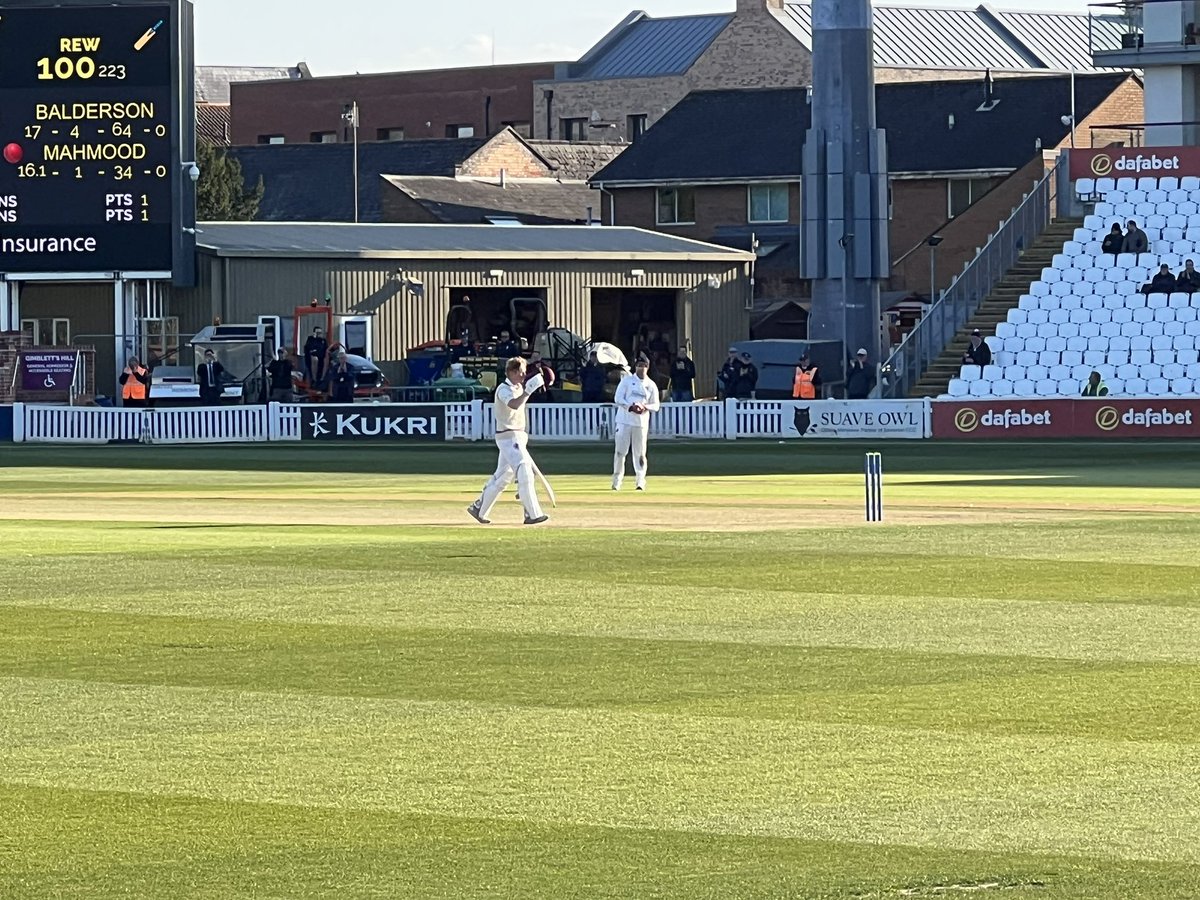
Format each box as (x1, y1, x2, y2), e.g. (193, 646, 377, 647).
(880, 156, 1063, 398)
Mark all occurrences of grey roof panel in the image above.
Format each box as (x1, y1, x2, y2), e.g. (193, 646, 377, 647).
(780, 2, 1125, 72)
(574, 14, 732, 80)
(986, 9, 1131, 72)
(194, 65, 303, 103)
(195, 223, 752, 259)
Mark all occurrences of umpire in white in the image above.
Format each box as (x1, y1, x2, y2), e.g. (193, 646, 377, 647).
(612, 353, 661, 491)
(468, 357, 549, 525)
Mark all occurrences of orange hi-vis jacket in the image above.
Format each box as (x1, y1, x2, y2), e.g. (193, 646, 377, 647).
(122, 366, 148, 401)
(793, 366, 817, 399)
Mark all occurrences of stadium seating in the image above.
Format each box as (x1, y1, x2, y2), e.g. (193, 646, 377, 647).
(945, 177, 1200, 398)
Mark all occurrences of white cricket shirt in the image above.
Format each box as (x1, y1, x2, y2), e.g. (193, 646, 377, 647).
(613, 373, 661, 427)
(494, 379, 527, 432)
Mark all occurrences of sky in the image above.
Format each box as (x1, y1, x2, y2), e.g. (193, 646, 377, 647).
(193, 0, 1095, 75)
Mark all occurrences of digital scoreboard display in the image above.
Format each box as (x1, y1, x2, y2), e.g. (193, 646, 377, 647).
(0, 3, 180, 274)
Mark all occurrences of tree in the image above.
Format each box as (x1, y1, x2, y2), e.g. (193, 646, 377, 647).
(195, 142, 263, 221)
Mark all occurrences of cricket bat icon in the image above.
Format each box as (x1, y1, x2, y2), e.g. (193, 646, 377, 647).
(134, 20, 163, 51)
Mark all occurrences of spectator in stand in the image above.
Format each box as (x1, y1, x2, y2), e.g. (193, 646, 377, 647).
(525, 350, 556, 402)
(668, 347, 696, 403)
(327, 351, 356, 403)
(1101, 223, 1124, 257)
(717, 348, 739, 399)
(1142, 263, 1178, 295)
(495, 330, 520, 359)
(1178, 259, 1200, 294)
(1082, 371, 1110, 397)
(303, 327, 328, 387)
(961, 329, 992, 372)
(197, 349, 226, 406)
(846, 349, 876, 400)
(732, 351, 758, 400)
(1122, 220, 1149, 258)
(119, 356, 150, 408)
(579, 349, 607, 403)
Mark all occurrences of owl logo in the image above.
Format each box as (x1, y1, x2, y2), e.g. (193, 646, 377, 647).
(793, 405, 812, 437)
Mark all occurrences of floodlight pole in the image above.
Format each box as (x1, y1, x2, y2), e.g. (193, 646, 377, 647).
(343, 101, 360, 223)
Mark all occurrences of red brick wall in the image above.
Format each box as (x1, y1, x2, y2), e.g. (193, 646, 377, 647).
(230, 63, 555, 146)
(603, 183, 799, 233)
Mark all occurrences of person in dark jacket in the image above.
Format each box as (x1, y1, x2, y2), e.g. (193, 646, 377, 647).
(495, 330, 521, 359)
(197, 349, 226, 405)
(717, 348, 739, 399)
(304, 327, 328, 386)
(668, 347, 696, 402)
(579, 350, 607, 403)
(961, 330, 992, 371)
(1177, 259, 1200, 293)
(732, 351, 758, 400)
(326, 352, 356, 403)
(266, 347, 296, 402)
(846, 349, 876, 399)
(1142, 264, 1177, 295)
(1122, 220, 1149, 257)
(1101, 223, 1124, 257)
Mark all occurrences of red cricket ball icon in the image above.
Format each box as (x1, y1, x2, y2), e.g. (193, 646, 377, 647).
(3, 143, 23, 165)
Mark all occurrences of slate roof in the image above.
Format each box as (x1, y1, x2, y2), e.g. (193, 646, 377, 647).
(228, 138, 489, 222)
(568, 13, 732, 80)
(195, 65, 307, 104)
(592, 73, 1133, 184)
(777, 3, 1128, 73)
(383, 176, 598, 226)
(525, 141, 628, 180)
(195, 223, 753, 260)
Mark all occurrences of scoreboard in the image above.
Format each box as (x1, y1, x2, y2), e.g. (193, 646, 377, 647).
(0, 2, 190, 276)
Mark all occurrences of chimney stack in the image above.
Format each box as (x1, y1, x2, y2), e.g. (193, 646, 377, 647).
(736, 0, 784, 12)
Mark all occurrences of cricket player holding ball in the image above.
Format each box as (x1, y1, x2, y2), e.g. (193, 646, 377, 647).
(612, 354, 661, 491)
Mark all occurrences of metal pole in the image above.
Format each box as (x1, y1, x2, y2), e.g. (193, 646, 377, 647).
(1070, 68, 1077, 149)
(929, 244, 936, 302)
(352, 101, 360, 224)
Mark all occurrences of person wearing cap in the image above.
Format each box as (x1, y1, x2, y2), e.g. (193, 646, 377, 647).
(961, 330, 992, 373)
(612, 354, 661, 491)
(792, 352, 820, 400)
(846, 348, 876, 400)
(468, 356, 549, 525)
(717, 347, 739, 400)
(732, 351, 758, 400)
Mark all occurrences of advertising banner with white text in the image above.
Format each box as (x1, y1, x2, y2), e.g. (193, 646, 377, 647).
(782, 400, 928, 439)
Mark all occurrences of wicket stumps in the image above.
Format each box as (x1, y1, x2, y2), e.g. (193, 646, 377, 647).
(864, 452, 883, 522)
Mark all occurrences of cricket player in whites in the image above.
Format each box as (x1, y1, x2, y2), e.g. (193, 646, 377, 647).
(612, 354, 661, 491)
(468, 357, 550, 525)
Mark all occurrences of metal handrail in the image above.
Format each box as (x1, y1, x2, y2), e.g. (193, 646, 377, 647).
(880, 155, 1063, 398)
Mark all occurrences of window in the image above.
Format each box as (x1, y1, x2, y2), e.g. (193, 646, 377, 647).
(258, 134, 285, 145)
(501, 121, 531, 137)
(377, 127, 405, 141)
(748, 183, 789, 223)
(21, 317, 70, 346)
(947, 177, 1000, 218)
(560, 117, 589, 141)
(627, 114, 647, 142)
(656, 187, 696, 225)
(310, 131, 337, 143)
(446, 124, 475, 138)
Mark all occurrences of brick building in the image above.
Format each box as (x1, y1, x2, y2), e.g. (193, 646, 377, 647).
(228, 63, 558, 147)
(195, 64, 310, 146)
(534, 0, 1131, 143)
(589, 73, 1144, 315)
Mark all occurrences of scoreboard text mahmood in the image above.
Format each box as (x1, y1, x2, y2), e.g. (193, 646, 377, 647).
(0, 3, 177, 273)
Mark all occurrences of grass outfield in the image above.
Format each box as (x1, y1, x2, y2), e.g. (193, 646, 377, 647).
(1, 441, 1199, 898)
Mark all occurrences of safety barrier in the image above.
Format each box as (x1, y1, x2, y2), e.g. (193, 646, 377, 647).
(9, 399, 932, 444)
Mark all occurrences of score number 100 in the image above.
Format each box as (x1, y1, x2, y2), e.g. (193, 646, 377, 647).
(37, 57, 127, 80)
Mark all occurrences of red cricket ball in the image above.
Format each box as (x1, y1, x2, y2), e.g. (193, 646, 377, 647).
(2, 143, 22, 165)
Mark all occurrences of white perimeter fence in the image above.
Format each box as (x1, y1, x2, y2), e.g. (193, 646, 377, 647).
(10, 399, 932, 444)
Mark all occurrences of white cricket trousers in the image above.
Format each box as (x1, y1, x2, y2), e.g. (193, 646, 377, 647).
(613, 424, 648, 487)
(477, 431, 544, 520)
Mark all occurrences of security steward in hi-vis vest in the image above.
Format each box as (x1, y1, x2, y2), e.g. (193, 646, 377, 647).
(120, 358, 150, 407)
(792, 354, 821, 399)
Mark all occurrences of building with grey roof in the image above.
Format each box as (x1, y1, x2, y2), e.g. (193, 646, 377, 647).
(167, 224, 753, 392)
(534, 0, 1132, 143)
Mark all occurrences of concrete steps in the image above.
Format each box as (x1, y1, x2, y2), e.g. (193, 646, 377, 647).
(911, 218, 1083, 397)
